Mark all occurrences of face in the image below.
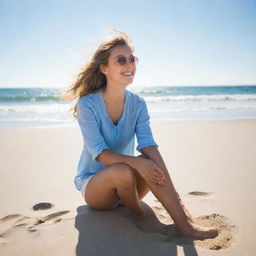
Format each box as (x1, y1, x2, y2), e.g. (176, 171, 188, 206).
(100, 45, 137, 88)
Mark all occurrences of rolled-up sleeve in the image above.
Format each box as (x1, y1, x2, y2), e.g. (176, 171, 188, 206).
(77, 98, 110, 160)
(135, 98, 158, 153)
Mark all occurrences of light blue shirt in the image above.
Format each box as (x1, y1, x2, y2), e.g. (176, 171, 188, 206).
(75, 88, 158, 191)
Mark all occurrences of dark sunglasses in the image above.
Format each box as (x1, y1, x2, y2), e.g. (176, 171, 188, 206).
(115, 55, 139, 65)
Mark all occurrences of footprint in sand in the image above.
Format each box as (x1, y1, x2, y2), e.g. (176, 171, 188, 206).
(0, 210, 71, 240)
(0, 214, 33, 241)
(0, 214, 24, 224)
(32, 210, 70, 226)
(146, 205, 235, 250)
(0, 214, 30, 232)
(193, 213, 236, 250)
(32, 202, 53, 211)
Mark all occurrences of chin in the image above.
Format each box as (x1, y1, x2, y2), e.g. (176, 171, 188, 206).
(123, 77, 134, 85)
(123, 81, 133, 86)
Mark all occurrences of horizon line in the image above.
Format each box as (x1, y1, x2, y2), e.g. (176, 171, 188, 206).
(1, 84, 256, 89)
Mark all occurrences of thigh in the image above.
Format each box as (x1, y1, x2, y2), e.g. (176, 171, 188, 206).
(85, 155, 150, 209)
(84, 166, 121, 210)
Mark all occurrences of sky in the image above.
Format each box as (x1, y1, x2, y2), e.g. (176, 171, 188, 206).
(0, 0, 256, 88)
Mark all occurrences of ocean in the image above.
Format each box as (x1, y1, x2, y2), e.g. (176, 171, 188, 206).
(0, 86, 256, 129)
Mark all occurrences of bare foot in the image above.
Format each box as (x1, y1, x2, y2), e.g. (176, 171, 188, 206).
(177, 222, 219, 239)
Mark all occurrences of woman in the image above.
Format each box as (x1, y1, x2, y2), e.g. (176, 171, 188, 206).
(62, 31, 218, 239)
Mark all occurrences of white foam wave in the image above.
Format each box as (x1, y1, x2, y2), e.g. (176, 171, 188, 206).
(144, 94, 256, 103)
(149, 105, 256, 112)
(0, 103, 71, 113)
(0, 118, 73, 122)
(0, 102, 256, 116)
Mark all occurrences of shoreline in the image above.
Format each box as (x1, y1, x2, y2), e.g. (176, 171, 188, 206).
(1, 117, 256, 131)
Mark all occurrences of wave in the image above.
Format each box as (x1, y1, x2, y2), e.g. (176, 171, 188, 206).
(149, 105, 256, 112)
(0, 95, 61, 102)
(2, 93, 255, 103)
(144, 94, 256, 102)
(0, 118, 72, 122)
(132, 85, 256, 95)
(0, 104, 70, 113)
(1, 103, 256, 115)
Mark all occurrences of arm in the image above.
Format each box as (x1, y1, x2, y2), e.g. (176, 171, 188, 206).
(97, 149, 165, 185)
(141, 146, 168, 175)
(142, 145, 181, 199)
(97, 149, 140, 170)
(77, 98, 110, 160)
(97, 146, 165, 176)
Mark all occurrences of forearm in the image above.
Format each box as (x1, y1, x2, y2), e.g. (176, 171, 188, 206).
(141, 146, 168, 173)
(141, 146, 178, 192)
(97, 149, 139, 170)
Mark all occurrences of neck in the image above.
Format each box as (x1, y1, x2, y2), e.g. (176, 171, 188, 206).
(102, 85, 126, 104)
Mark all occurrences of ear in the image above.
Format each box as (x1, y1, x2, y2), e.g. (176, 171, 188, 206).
(100, 64, 106, 75)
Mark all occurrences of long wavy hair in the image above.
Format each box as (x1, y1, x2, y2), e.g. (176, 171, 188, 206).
(61, 30, 134, 119)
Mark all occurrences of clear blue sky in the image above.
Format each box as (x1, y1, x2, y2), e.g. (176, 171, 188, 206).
(0, 0, 255, 88)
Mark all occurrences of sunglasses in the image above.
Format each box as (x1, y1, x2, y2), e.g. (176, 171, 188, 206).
(114, 55, 139, 65)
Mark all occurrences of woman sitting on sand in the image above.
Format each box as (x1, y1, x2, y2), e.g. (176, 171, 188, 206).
(62, 30, 218, 239)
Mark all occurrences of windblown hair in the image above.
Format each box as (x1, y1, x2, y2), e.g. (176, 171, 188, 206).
(61, 30, 134, 119)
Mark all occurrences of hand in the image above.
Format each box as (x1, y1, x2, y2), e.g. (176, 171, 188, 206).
(134, 158, 166, 186)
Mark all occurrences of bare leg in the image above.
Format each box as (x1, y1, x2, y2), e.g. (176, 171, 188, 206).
(85, 162, 145, 218)
(135, 154, 194, 223)
(85, 156, 218, 239)
(175, 191, 194, 223)
(113, 164, 145, 217)
(132, 165, 219, 239)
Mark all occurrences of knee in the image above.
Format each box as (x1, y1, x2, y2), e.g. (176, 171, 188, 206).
(110, 163, 136, 189)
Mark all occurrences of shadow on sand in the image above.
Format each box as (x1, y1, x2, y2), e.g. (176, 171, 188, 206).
(75, 201, 198, 256)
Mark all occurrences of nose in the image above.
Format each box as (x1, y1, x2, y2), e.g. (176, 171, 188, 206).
(126, 61, 133, 66)
(127, 59, 137, 67)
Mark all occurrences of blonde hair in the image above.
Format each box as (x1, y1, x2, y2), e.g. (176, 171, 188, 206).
(61, 29, 134, 119)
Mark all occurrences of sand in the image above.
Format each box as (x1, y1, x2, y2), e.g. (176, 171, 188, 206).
(0, 119, 256, 255)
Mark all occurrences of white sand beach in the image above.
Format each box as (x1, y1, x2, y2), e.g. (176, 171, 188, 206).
(0, 119, 256, 255)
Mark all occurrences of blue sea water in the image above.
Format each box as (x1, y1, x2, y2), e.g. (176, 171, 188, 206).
(0, 86, 256, 129)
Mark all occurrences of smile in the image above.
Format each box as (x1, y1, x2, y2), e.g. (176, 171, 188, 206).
(121, 72, 133, 76)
